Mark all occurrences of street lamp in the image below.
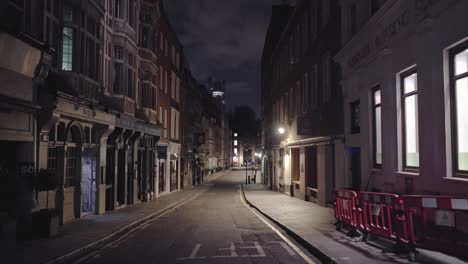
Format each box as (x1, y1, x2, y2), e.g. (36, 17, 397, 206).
(278, 127, 285, 135)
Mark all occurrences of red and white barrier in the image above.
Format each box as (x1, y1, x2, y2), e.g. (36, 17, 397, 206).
(334, 189, 358, 231)
(402, 195, 468, 260)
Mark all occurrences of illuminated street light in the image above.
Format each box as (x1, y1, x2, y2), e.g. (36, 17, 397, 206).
(278, 127, 285, 135)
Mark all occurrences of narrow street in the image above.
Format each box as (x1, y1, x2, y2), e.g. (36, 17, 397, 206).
(80, 171, 318, 264)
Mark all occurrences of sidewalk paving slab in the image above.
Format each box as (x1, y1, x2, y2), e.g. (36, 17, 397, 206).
(242, 184, 468, 264)
(7, 170, 228, 264)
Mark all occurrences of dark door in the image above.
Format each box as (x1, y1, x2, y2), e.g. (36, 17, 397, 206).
(170, 160, 178, 191)
(117, 149, 126, 206)
(126, 149, 134, 205)
(180, 158, 185, 189)
(305, 147, 318, 189)
(350, 148, 361, 191)
(158, 160, 165, 192)
(105, 147, 115, 211)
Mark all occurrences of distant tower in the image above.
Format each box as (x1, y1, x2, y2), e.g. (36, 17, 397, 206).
(208, 77, 226, 99)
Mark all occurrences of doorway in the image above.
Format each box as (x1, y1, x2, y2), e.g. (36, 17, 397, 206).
(126, 148, 134, 205)
(81, 148, 97, 215)
(170, 158, 178, 191)
(350, 148, 361, 191)
(158, 160, 165, 193)
(305, 146, 318, 189)
(117, 149, 126, 207)
(105, 146, 115, 211)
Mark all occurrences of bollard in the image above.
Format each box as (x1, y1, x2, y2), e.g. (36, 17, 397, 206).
(248, 175, 251, 184)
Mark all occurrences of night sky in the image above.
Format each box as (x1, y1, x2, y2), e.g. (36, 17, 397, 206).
(165, 0, 284, 115)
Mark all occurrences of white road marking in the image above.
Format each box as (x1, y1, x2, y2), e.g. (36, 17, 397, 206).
(72, 193, 203, 264)
(213, 242, 239, 258)
(268, 241, 296, 256)
(240, 241, 266, 257)
(239, 186, 317, 264)
(177, 244, 206, 260)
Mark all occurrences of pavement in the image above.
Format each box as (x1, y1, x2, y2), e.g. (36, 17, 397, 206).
(242, 183, 468, 264)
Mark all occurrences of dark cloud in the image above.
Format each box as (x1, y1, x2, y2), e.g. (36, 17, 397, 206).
(164, 0, 283, 114)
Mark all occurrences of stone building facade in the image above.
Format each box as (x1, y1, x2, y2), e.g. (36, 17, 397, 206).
(334, 0, 468, 196)
(262, 0, 345, 205)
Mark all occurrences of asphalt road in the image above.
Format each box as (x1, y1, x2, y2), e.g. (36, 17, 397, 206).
(81, 171, 320, 264)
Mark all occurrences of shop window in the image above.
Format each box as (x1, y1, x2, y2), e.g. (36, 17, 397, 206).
(401, 70, 419, 169)
(452, 44, 468, 175)
(372, 87, 382, 167)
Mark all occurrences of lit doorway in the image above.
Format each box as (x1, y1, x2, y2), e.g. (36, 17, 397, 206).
(81, 148, 97, 215)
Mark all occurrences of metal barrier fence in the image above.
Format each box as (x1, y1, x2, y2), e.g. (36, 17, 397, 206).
(334, 190, 468, 261)
(402, 195, 468, 260)
(334, 189, 358, 231)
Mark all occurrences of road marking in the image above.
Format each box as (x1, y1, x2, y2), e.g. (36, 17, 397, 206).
(239, 186, 317, 264)
(240, 242, 266, 257)
(268, 241, 296, 256)
(213, 242, 238, 258)
(177, 244, 206, 260)
(72, 193, 203, 264)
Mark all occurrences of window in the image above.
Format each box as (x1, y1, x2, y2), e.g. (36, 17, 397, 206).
(65, 147, 77, 187)
(373, 87, 382, 167)
(234, 140, 238, 146)
(452, 45, 468, 174)
(113, 63, 123, 94)
(310, 66, 318, 109)
(141, 26, 149, 48)
(302, 73, 308, 113)
(371, 0, 386, 16)
(159, 106, 163, 123)
(114, 0, 122, 18)
(401, 71, 419, 169)
(164, 109, 168, 138)
(349, 4, 357, 37)
(127, 68, 134, 98)
(351, 100, 360, 134)
(321, 0, 330, 27)
(234, 148, 238, 155)
(63, 6, 73, 23)
(176, 111, 180, 140)
(47, 147, 57, 173)
(62, 27, 73, 71)
(115, 46, 124, 60)
(234, 133, 238, 137)
(322, 53, 332, 102)
(128, 0, 134, 28)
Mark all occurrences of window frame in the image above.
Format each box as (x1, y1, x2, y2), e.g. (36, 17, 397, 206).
(372, 86, 382, 168)
(450, 42, 468, 178)
(401, 68, 419, 171)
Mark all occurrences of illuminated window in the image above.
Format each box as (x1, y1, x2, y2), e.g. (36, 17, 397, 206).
(373, 87, 382, 167)
(234, 148, 238, 155)
(234, 140, 238, 146)
(453, 46, 468, 174)
(234, 133, 238, 137)
(401, 71, 419, 169)
(62, 27, 73, 71)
